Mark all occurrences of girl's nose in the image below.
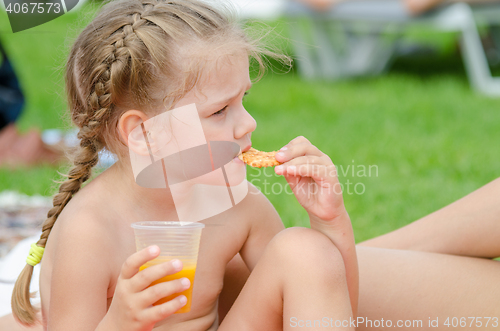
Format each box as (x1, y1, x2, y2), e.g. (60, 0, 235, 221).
(234, 107, 256, 139)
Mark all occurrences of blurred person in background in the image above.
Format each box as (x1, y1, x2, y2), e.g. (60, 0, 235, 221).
(296, 0, 500, 15)
(0, 39, 56, 331)
(0, 39, 61, 167)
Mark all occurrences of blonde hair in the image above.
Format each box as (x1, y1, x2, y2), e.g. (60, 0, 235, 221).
(11, 0, 290, 325)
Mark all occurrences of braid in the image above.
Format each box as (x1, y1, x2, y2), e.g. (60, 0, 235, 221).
(11, 12, 115, 324)
(41, 137, 101, 240)
(35, 21, 120, 251)
(11, 132, 102, 325)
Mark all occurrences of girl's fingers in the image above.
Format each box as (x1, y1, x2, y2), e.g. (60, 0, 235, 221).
(120, 245, 160, 280)
(283, 136, 310, 147)
(275, 155, 332, 177)
(142, 295, 188, 323)
(276, 141, 324, 163)
(131, 259, 183, 292)
(140, 278, 190, 307)
(275, 155, 329, 170)
(282, 163, 337, 182)
(283, 172, 300, 191)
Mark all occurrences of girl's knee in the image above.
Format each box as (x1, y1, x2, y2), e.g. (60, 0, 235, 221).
(267, 227, 345, 277)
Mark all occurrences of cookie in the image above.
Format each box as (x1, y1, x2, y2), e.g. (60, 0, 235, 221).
(239, 147, 282, 168)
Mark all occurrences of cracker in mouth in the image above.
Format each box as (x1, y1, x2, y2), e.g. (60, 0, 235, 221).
(238, 147, 282, 168)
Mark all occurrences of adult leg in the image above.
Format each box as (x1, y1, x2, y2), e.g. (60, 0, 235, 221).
(219, 227, 354, 331)
(357, 246, 500, 330)
(359, 177, 500, 258)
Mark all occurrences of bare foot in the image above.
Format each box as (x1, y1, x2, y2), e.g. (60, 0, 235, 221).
(0, 124, 18, 160)
(404, 0, 446, 15)
(0, 125, 64, 167)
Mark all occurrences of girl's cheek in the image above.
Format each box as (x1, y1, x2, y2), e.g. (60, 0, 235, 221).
(203, 123, 230, 141)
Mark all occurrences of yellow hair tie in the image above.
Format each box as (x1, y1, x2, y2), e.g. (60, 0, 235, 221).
(26, 243, 45, 267)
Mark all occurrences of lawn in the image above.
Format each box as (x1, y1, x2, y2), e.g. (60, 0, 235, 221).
(1, 2, 500, 243)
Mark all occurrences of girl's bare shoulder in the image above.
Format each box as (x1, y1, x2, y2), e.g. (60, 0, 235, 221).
(232, 181, 283, 228)
(239, 181, 279, 212)
(47, 172, 123, 257)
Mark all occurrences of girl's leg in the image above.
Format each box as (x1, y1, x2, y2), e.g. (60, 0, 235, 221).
(219, 227, 354, 331)
(357, 246, 500, 330)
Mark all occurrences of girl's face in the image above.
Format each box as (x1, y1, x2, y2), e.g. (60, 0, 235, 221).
(174, 53, 256, 154)
(123, 53, 252, 215)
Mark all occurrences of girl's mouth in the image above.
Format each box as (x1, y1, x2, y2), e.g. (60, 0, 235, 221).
(233, 155, 244, 164)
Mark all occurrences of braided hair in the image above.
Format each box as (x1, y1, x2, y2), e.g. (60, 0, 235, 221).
(11, 0, 290, 325)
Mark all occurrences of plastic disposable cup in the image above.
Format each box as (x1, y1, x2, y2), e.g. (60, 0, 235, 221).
(131, 221, 205, 313)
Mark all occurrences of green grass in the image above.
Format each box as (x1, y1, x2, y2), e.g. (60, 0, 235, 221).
(1, 3, 500, 243)
(246, 70, 500, 241)
(0, 1, 101, 131)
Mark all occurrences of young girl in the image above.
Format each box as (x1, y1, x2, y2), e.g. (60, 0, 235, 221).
(11, 0, 358, 330)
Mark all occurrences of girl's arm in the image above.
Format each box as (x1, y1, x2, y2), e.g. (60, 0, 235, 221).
(218, 184, 284, 322)
(359, 177, 500, 259)
(275, 136, 359, 318)
(238, 183, 286, 272)
(308, 212, 358, 318)
(47, 215, 116, 330)
(217, 253, 249, 323)
(46, 213, 187, 331)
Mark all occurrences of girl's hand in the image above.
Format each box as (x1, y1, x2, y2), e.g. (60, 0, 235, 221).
(274, 136, 347, 223)
(103, 246, 190, 331)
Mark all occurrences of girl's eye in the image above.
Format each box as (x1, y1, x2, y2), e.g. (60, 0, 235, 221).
(212, 92, 248, 117)
(212, 106, 227, 116)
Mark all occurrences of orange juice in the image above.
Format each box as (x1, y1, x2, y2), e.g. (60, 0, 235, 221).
(139, 264, 197, 313)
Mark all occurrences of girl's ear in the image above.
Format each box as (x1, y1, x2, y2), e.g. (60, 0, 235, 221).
(118, 110, 150, 155)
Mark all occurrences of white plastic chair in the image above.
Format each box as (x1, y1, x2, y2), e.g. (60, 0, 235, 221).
(285, 1, 500, 96)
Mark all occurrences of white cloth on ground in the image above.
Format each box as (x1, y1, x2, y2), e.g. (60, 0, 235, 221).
(0, 234, 41, 317)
